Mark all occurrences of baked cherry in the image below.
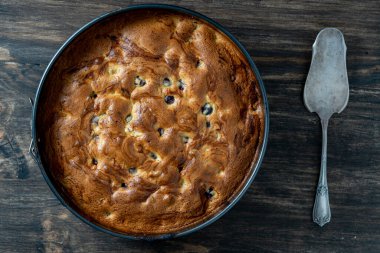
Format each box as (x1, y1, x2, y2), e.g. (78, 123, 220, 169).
(89, 91, 97, 99)
(205, 187, 215, 198)
(163, 77, 171, 87)
(164, 95, 175, 104)
(134, 76, 146, 87)
(178, 79, 185, 91)
(149, 152, 157, 160)
(128, 167, 137, 174)
(126, 114, 132, 123)
(91, 116, 99, 125)
(196, 59, 202, 68)
(201, 103, 213, 115)
(182, 136, 189, 144)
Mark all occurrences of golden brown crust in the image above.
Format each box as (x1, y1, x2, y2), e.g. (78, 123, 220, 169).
(38, 10, 265, 235)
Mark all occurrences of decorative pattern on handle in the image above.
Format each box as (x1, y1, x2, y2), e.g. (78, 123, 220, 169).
(313, 214, 330, 226)
(313, 183, 331, 226)
(317, 185, 328, 196)
(312, 118, 331, 227)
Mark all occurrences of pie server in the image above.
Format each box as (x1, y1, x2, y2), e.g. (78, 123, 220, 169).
(304, 28, 349, 227)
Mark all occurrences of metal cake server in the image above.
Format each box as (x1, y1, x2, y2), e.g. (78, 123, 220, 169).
(304, 28, 349, 227)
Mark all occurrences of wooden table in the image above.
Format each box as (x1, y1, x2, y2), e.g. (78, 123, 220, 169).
(1, 0, 379, 252)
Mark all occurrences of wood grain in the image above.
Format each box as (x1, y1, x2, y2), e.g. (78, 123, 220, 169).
(0, 0, 379, 252)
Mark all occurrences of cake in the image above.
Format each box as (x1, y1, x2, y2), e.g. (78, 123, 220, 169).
(38, 9, 265, 235)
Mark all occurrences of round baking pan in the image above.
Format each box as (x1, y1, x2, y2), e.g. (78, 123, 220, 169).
(30, 4, 269, 240)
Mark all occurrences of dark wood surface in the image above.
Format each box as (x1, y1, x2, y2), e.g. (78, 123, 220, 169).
(1, 0, 379, 252)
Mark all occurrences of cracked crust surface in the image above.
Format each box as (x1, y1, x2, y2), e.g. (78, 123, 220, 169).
(37, 9, 265, 235)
